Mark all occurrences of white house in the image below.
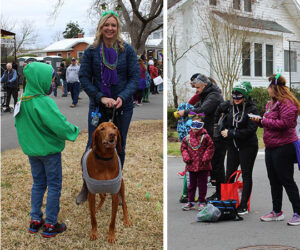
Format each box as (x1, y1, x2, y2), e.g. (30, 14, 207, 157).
(168, 0, 300, 105)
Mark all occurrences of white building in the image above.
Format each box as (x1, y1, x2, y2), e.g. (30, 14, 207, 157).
(168, 0, 300, 105)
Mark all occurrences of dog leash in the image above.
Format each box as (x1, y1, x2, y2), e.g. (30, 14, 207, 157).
(109, 104, 117, 123)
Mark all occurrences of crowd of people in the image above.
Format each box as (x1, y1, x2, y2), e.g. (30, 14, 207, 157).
(1, 53, 163, 113)
(177, 72, 300, 226)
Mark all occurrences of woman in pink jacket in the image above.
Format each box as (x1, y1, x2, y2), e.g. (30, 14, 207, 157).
(181, 113, 215, 211)
(251, 74, 300, 226)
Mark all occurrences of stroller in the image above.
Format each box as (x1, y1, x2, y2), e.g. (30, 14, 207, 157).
(1, 85, 13, 113)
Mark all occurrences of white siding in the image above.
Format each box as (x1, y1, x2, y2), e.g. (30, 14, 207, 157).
(168, 0, 300, 106)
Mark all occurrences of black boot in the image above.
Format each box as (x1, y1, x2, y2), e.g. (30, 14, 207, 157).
(76, 181, 88, 205)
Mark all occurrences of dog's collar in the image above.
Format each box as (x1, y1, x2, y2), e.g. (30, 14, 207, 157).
(93, 151, 114, 161)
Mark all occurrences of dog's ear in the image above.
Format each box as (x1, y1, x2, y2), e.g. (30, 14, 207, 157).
(91, 129, 99, 152)
(117, 129, 122, 155)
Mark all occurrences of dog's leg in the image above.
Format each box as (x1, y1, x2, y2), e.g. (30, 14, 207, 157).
(108, 193, 119, 244)
(120, 179, 131, 227)
(88, 192, 98, 240)
(96, 193, 106, 212)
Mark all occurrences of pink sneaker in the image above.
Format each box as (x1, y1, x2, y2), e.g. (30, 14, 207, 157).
(260, 211, 284, 222)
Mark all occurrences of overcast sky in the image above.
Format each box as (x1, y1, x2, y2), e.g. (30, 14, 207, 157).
(1, 0, 98, 49)
(1, 0, 300, 49)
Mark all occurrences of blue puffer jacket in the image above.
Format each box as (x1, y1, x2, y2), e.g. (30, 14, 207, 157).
(79, 42, 140, 109)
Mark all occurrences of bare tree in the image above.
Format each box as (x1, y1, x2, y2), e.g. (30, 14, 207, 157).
(52, 30, 63, 42)
(168, 26, 200, 107)
(51, 0, 163, 54)
(193, 7, 255, 100)
(1, 16, 38, 53)
(16, 21, 38, 52)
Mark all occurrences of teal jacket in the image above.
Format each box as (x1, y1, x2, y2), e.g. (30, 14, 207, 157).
(15, 62, 79, 156)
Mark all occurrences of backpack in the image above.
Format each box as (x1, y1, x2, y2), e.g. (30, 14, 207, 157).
(208, 200, 243, 221)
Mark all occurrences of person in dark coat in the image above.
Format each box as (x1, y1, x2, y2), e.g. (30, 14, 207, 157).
(221, 81, 259, 215)
(177, 73, 223, 137)
(177, 73, 223, 202)
(1, 63, 19, 112)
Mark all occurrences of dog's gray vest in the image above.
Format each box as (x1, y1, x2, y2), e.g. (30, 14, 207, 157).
(82, 149, 122, 194)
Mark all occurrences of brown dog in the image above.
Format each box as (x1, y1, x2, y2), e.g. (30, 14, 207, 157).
(86, 122, 130, 242)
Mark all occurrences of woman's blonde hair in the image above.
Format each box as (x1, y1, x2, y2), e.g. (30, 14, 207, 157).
(93, 14, 124, 52)
(268, 74, 300, 114)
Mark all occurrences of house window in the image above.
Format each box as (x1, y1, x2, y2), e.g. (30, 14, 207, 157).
(244, 0, 252, 12)
(209, 0, 217, 6)
(57, 53, 62, 56)
(254, 43, 262, 77)
(242, 42, 251, 76)
(266, 45, 273, 77)
(233, 0, 240, 10)
(77, 51, 84, 58)
(284, 50, 297, 72)
(153, 31, 162, 39)
(67, 52, 71, 58)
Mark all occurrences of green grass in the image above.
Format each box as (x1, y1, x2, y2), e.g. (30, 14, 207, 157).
(168, 128, 265, 156)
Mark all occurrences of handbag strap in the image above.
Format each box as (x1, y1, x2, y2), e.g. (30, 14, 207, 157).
(227, 170, 242, 184)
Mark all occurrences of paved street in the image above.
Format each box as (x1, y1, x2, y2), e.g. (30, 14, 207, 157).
(1, 90, 163, 151)
(168, 154, 300, 250)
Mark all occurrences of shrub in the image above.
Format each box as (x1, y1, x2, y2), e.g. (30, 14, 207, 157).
(250, 87, 269, 116)
(168, 108, 177, 129)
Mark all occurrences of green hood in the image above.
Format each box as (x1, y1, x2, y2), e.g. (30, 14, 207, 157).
(23, 62, 53, 96)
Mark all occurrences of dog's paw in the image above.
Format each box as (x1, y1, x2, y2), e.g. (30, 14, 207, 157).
(90, 230, 98, 241)
(123, 219, 131, 227)
(107, 232, 115, 244)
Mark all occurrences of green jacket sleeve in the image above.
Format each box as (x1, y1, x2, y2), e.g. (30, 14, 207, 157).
(36, 99, 79, 141)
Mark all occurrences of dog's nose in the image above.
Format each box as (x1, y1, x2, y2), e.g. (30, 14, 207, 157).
(109, 133, 116, 138)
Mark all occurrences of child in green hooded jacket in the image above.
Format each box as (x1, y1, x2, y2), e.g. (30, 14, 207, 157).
(15, 62, 79, 238)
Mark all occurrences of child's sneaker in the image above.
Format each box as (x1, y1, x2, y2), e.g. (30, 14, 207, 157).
(260, 211, 284, 222)
(42, 223, 67, 238)
(287, 213, 300, 226)
(198, 203, 206, 211)
(28, 219, 45, 234)
(179, 194, 188, 203)
(182, 202, 195, 211)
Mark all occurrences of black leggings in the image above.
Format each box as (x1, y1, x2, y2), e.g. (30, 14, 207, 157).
(211, 139, 227, 195)
(265, 143, 300, 214)
(226, 143, 258, 209)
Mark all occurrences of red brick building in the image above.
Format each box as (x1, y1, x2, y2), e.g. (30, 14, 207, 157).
(42, 34, 94, 60)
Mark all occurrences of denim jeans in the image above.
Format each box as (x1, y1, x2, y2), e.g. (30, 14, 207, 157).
(28, 153, 62, 225)
(63, 80, 68, 95)
(86, 104, 133, 168)
(69, 82, 80, 105)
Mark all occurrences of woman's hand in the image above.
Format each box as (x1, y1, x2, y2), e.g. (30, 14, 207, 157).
(101, 97, 116, 108)
(177, 110, 185, 117)
(249, 116, 262, 124)
(221, 129, 228, 138)
(116, 97, 123, 109)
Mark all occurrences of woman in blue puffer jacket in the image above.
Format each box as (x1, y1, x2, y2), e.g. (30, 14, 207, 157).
(76, 10, 140, 204)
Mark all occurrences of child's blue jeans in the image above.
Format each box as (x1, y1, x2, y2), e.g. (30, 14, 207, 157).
(28, 152, 62, 225)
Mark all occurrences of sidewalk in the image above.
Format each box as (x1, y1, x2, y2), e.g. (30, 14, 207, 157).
(168, 156, 300, 250)
(1, 91, 163, 151)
